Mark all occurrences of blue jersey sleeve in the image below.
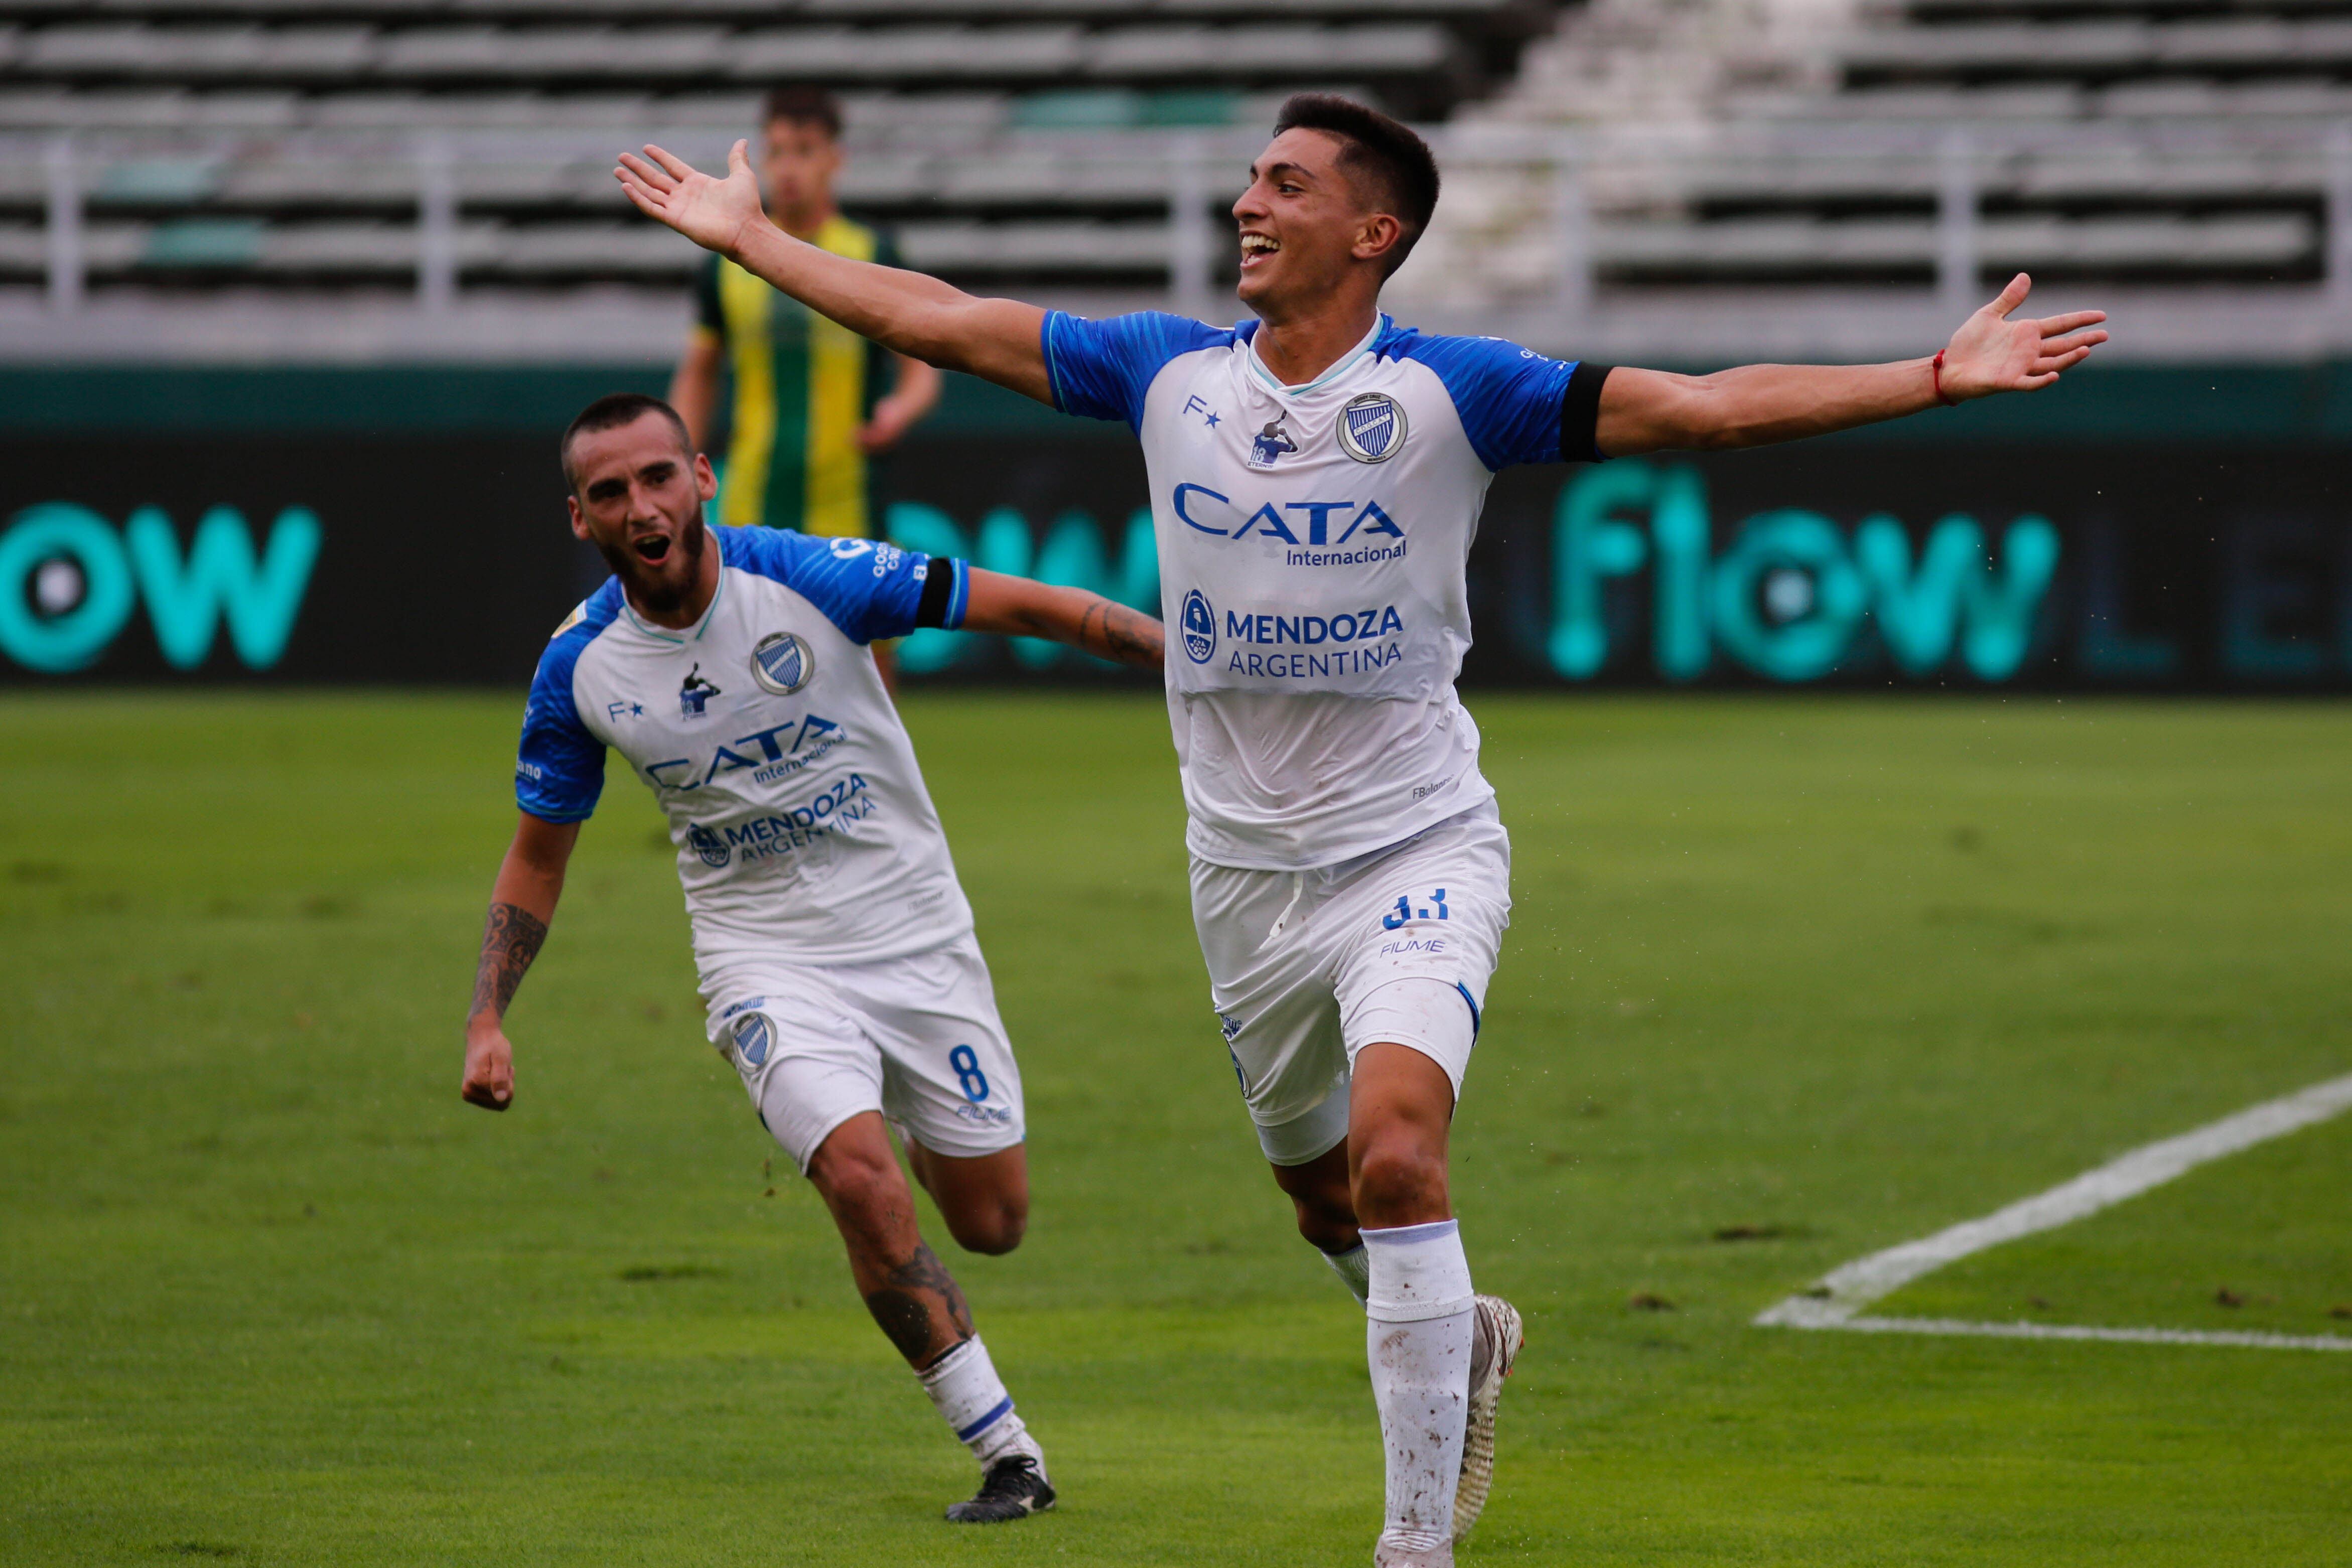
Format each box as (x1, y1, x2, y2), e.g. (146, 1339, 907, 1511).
(1392, 333, 1582, 470)
(1041, 311, 1232, 430)
(722, 526, 963, 643)
(515, 609, 610, 824)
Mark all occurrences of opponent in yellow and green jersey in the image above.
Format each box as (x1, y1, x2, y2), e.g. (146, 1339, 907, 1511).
(693, 216, 900, 538)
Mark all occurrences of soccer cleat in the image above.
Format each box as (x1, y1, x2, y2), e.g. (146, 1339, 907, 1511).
(944, 1454, 1056, 1523)
(1452, 1294, 1524, 1543)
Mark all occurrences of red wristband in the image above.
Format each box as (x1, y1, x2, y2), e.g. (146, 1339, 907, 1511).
(1930, 349, 1957, 407)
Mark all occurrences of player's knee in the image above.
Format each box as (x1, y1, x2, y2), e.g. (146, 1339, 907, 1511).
(808, 1144, 908, 1234)
(1287, 1185, 1356, 1251)
(947, 1194, 1026, 1256)
(1293, 1208, 1356, 1254)
(1350, 1138, 1447, 1226)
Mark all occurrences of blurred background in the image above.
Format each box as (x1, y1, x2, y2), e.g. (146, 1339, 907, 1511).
(2, 0, 2347, 690)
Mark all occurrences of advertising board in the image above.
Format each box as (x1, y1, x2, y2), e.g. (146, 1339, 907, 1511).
(3, 426, 2345, 690)
(0, 435, 597, 685)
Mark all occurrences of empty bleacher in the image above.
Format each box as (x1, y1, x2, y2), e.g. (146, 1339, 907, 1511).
(4, 0, 2350, 343)
(0, 0, 1558, 305)
(1405, 0, 2352, 311)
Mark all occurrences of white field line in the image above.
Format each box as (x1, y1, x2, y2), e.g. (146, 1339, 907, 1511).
(1835, 1316, 2352, 1352)
(1755, 1069, 2352, 1349)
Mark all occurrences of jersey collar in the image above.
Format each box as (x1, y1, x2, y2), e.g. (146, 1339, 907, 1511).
(1244, 313, 1389, 398)
(619, 528, 728, 645)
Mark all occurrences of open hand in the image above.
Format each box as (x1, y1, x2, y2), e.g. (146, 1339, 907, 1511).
(858, 393, 923, 454)
(617, 140, 765, 258)
(1939, 273, 2108, 400)
(462, 1026, 515, 1111)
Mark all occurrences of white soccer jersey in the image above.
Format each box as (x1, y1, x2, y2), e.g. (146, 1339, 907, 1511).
(1043, 311, 1602, 870)
(514, 526, 978, 974)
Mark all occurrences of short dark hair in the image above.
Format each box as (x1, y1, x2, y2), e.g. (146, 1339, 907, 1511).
(561, 392, 691, 488)
(1272, 93, 1440, 275)
(763, 85, 843, 140)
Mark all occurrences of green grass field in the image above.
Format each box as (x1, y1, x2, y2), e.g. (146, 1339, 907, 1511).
(3, 691, 2347, 1566)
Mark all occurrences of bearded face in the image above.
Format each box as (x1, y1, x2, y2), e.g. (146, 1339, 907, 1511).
(564, 409, 721, 622)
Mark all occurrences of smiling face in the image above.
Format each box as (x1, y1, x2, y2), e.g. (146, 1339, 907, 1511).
(1230, 127, 1405, 320)
(564, 409, 717, 621)
(761, 114, 844, 236)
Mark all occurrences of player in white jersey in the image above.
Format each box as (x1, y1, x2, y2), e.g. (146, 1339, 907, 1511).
(458, 392, 1162, 1525)
(616, 93, 2106, 1564)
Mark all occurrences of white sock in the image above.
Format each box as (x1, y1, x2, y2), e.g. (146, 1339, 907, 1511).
(1363, 1220, 1475, 1563)
(1321, 1241, 1371, 1305)
(917, 1336, 1044, 1473)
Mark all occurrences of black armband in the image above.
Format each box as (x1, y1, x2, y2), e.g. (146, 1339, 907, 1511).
(1561, 361, 1614, 463)
(913, 559, 962, 630)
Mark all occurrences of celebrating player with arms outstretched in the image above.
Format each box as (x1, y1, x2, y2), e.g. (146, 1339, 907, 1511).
(619, 96, 2105, 1564)
(460, 393, 1161, 1525)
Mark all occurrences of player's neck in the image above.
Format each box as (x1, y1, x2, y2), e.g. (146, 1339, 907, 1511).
(1249, 298, 1382, 390)
(774, 200, 838, 242)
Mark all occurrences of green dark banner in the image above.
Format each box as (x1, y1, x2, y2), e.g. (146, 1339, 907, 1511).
(2, 429, 2346, 689)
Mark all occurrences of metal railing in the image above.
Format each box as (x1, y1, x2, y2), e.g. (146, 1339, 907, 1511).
(16, 120, 2352, 330)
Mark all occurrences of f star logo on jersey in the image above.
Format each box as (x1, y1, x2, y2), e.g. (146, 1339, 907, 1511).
(1180, 589, 1217, 664)
(1170, 484, 1406, 548)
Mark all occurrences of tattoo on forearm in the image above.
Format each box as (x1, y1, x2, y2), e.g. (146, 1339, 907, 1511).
(1079, 600, 1164, 668)
(861, 1242, 975, 1364)
(469, 901, 548, 1022)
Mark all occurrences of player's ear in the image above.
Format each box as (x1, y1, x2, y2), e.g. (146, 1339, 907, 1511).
(1352, 212, 1403, 267)
(693, 452, 719, 502)
(566, 495, 591, 541)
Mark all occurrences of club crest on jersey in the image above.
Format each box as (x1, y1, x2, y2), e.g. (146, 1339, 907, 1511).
(731, 1011, 771, 1069)
(1337, 392, 1407, 464)
(1248, 415, 1298, 470)
(1180, 589, 1217, 664)
(750, 631, 813, 696)
(686, 823, 730, 868)
(679, 663, 721, 718)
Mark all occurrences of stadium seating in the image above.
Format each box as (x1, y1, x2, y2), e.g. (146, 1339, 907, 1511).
(4, 0, 2348, 324)
(1412, 0, 2352, 302)
(0, 0, 1556, 304)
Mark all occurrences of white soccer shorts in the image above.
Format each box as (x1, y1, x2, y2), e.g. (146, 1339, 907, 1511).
(1190, 802, 1511, 1167)
(703, 933, 1025, 1173)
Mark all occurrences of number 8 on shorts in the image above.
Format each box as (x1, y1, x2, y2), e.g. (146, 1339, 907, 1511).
(949, 1044, 991, 1104)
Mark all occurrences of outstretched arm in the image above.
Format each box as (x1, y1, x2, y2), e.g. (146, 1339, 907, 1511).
(618, 141, 1052, 404)
(960, 569, 1163, 670)
(462, 812, 580, 1111)
(1596, 273, 2107, 456)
